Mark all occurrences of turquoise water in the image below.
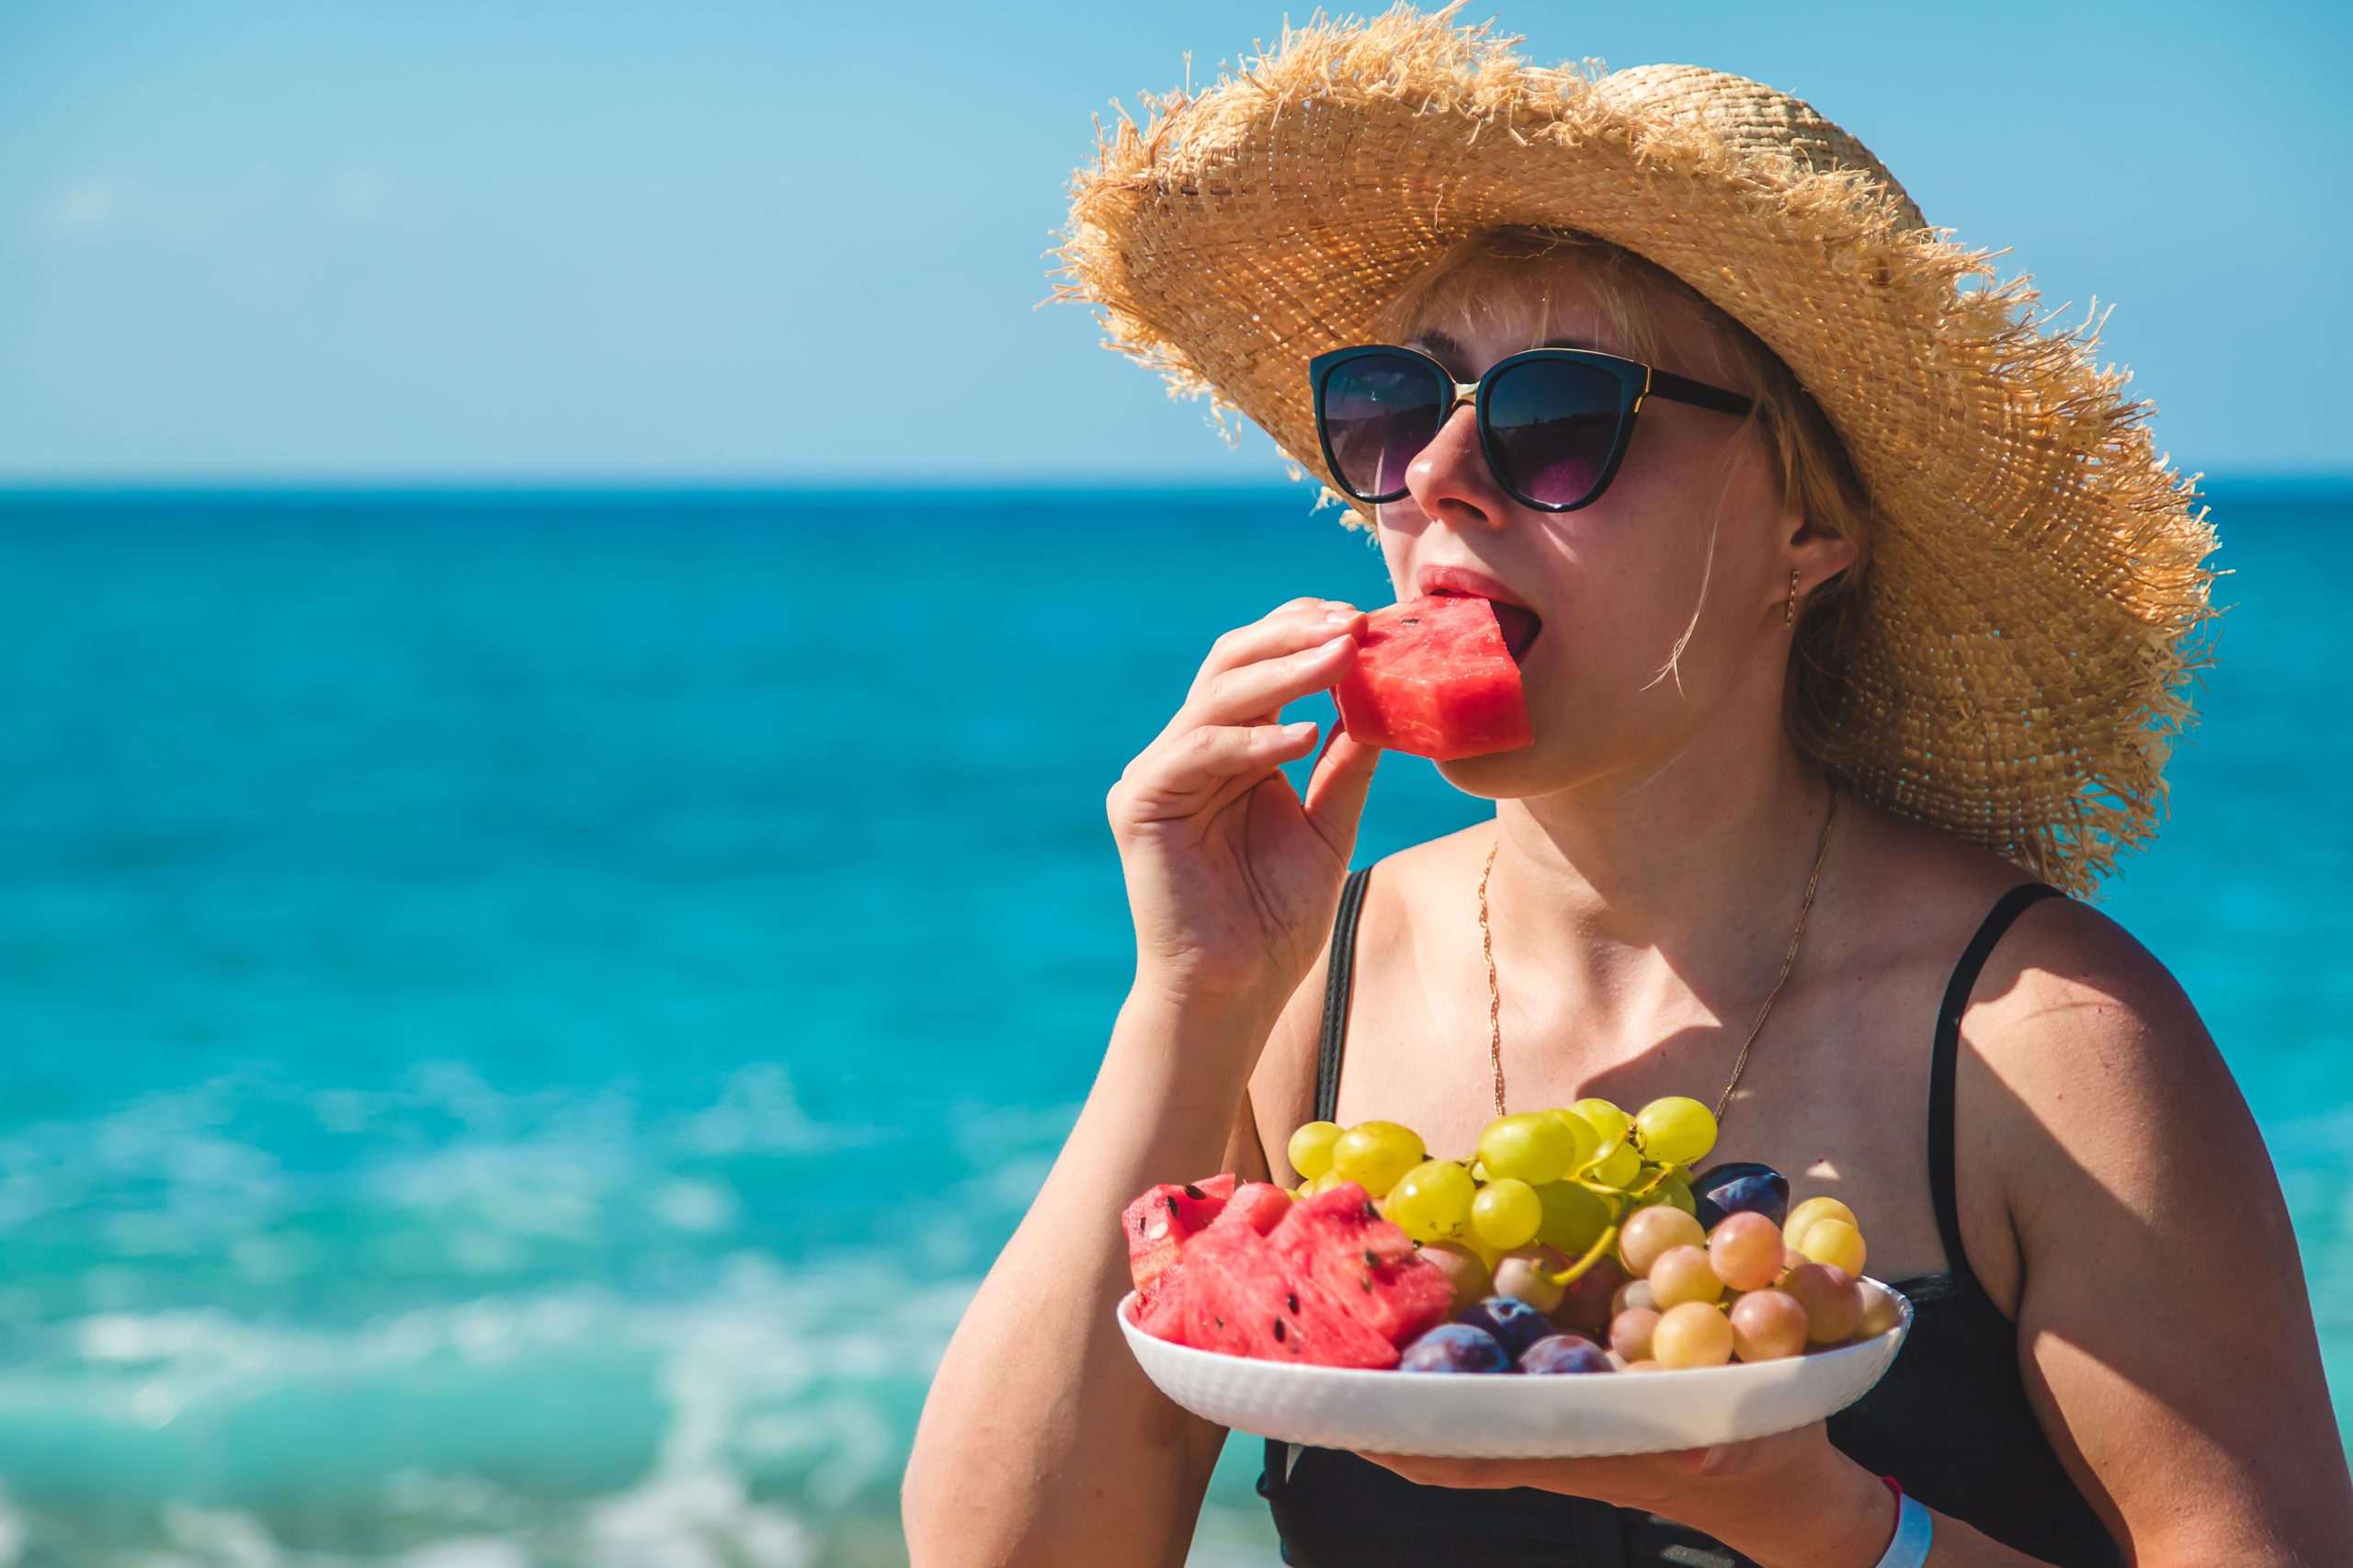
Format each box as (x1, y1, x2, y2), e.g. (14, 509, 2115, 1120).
(0, 483, 2347, 1566)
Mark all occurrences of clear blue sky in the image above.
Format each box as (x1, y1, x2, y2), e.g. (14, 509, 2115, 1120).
(2, 0, 2347, 483)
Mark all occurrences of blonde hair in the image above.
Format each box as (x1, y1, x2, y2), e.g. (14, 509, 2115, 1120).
(1368, 226, 1881, 775)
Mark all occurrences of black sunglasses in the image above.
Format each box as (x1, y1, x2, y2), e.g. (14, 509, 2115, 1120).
(1309, 343, 1756, 514)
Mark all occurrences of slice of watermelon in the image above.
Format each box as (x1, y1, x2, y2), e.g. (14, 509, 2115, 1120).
(1268, 1182, 1456, 1348)
(1120, 1173, 1236, 1291)
(1135, 1259, 1190, 1345)
(1331, 595, 1534, 760)
(1131, 1179, 1290, 1342)
(1181, 1221, 1401, 1369)
(1208, 1180, 1294, 1238)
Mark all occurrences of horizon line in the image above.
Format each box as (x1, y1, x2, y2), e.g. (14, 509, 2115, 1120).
(2, 470, 2348, 497)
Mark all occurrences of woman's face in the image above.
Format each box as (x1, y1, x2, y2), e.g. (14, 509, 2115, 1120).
(1374, 256, 1838, 801)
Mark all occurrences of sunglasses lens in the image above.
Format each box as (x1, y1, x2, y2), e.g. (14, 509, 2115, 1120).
(1319, 353, 1449, 500)
(1483, 358, 1629, 508)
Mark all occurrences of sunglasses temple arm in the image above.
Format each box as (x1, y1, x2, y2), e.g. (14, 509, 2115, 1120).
(1646, 368, 1755, 417)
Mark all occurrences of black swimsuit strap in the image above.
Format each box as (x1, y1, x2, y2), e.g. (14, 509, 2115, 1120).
(1314, 868, 1374, 1125)
(1928, 881, 2064, 1296)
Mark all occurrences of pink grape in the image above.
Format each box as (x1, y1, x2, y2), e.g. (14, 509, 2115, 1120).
(1781, 1262, 1866, 1343)
(1611, 1278, 1658, 1316)
(1728, 1289, 1809, 1362)
(1707, 1211, 1786, 1292)
(1417, 1240, 1492, 1314)
(1648, 1245, 1725, 1309)
(1609, 1307, 1662, 1362)
(1619, 1205, 1705, 1278)
(1652, 1301, 1734, 1368)
(1493, 1244, 1568, 1313)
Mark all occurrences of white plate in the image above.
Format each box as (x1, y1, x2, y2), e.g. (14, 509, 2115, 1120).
(1118, 1283, 1912, 1458)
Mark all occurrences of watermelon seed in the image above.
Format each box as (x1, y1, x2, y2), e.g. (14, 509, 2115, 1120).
(1182, 1183, 1206, 1200)
(1362, 1249, 1380, 1268)
(1401, 617, 1421, 626)
(1285, 1292, 1300, 1313)
(1272, 1319, 1287, 1343)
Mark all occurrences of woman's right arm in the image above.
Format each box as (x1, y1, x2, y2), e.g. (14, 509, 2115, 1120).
(902, 597, 1380, 1568)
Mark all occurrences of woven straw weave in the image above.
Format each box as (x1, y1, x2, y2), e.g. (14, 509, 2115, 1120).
(1052, 6, 2219, 892)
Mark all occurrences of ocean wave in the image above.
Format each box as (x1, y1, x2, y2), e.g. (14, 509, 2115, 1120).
(0, 1254, 970, 1567)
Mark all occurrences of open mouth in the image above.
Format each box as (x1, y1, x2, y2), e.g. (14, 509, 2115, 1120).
(1428, 589, 1542, 664)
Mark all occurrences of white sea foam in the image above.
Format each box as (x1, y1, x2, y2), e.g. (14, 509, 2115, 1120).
(0, 1252, 974, 1565)
(0, 1064, 1270, 1562)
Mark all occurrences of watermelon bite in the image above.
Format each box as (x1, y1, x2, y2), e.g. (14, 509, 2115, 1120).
(1331, 594, 1534, 760)
(1120, 1173, 1236, 1292)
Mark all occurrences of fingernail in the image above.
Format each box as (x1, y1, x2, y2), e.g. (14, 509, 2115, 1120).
(1322, 605, 1357, 623)
(1320, 632, 1353, 652)
(1284, 720, 1318, 738)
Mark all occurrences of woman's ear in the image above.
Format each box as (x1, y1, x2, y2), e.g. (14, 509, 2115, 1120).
(1788, 508, 1858, 595)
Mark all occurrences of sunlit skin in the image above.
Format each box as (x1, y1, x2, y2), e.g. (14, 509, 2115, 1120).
(903, 253, 2353, 1567)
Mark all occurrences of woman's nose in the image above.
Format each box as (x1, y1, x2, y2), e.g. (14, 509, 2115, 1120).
(1401, 402, 1511, 530)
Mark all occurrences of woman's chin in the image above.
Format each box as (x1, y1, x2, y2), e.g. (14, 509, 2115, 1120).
(1433, 741, 1565, 801)
(1434, 722, 1646, 801)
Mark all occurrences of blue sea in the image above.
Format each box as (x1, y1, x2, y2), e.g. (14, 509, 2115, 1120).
(1, 483, 2347, 1567)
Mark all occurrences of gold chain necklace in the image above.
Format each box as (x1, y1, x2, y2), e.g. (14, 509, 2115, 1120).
(1476, 787, 1838, 1124)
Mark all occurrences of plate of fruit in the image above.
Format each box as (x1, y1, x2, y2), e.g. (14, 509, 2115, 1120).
(1117, 1098, 1910, 1457)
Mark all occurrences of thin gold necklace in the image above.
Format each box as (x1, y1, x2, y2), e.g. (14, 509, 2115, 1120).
(1476, 786, 1839, 1124)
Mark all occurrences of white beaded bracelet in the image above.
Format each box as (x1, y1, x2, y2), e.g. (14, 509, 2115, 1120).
(1872, 1483, 1935, 1568)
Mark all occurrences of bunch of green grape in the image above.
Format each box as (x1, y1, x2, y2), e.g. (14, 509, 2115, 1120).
(1285, 1095, 1718, 1265)
(1287, 1097, 1901, 1369)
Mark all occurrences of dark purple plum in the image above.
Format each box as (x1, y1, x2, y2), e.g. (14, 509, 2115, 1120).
(1691, 1162, 1790, 1231)
(1456, 1296, 1552, 1361)
(1398, 1324, 1512, 1373)
(1518, 1334, 1613, 1375)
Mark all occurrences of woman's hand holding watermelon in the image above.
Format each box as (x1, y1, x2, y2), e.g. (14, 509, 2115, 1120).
(909, 598, 1384, 1568)
(1108, 596, 1381, 1006)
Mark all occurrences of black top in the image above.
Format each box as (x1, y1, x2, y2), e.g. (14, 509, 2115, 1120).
(1257, 874, 2120, 1567)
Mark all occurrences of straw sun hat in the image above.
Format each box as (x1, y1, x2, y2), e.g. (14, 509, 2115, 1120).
(1052, 5, 2218, 893)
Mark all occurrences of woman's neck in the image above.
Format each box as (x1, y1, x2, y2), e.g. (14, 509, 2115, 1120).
(1487, 730, 1836, 1021)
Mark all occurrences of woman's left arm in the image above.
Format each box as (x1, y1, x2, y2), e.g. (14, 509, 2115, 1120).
(1950, 899, 2353, 1563)
(1364, 904, 2353, 1565)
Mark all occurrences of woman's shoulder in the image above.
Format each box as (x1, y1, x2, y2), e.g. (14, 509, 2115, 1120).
(1832, 799, 2190, 1014)
(1865, 807, 2242, 1209)
(1961, 867, 2224, 1145)
(1852, 797, 2210, 1071)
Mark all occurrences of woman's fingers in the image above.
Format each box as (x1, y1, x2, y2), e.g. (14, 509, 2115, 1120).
(1192, 599, 1363, 695)
(1184, 631, 1358, 729)
(1302, 726, 1381, 858)
(1132, 720, 1324, 806)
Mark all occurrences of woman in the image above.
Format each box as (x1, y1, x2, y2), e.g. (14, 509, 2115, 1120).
(904, 13, 2352, 1566)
